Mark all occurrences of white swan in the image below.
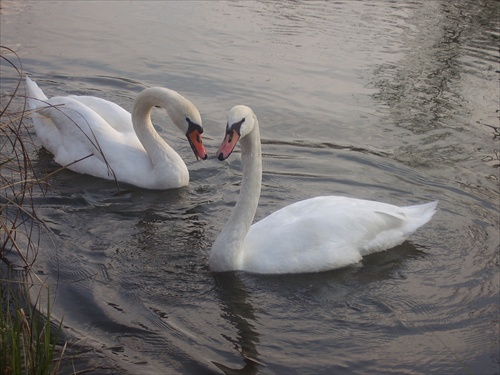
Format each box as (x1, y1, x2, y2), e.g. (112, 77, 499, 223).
(25, 76, 207, 190)
(210, 105, 437, 274)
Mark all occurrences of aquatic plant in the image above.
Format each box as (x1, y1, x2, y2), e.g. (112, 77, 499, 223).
(0, 46, 67, 375)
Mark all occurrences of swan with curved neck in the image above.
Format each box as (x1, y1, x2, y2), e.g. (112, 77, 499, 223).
(210, 105, 437, 274)
(26, 76, 207, 189)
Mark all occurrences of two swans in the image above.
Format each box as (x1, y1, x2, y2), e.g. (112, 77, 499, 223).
(26, 76, 437, 273)
(210, 105, 437, 274)
(26, 76, 207, 190)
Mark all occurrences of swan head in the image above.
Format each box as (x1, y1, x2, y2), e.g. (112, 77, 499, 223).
(216, 105, 256, 161)
(174, 103, 207, 161)
(165, 105, 207, 160)
(185, 117, 208, 161)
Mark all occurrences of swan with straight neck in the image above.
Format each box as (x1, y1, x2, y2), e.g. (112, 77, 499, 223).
(210, 105, 437, 274)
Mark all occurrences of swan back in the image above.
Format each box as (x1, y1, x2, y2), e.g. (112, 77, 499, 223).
(242, 197, 437, 273)
(67, 95, 133, 133)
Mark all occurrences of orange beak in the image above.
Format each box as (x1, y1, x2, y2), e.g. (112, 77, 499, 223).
(187, 128, 207, 160)
(216, 129, 240, 161)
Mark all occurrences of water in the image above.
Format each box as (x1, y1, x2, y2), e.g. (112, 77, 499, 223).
(1, 1, 498, 374)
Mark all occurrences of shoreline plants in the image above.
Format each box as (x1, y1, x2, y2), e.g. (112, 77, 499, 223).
(1, 46, 67, 375)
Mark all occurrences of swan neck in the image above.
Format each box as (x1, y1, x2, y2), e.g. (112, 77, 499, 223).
(131, 88, 188, 181)
(211, 117, 262, 271)
(132, 88, 173, 147)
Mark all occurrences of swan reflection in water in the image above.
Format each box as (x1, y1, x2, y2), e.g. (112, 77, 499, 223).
(209, 239, 426, 374)
(212, 272, 262, 375)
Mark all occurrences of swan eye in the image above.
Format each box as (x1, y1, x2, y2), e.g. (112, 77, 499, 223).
(186, 118, 203, 135)
(229, 118, 245, 136)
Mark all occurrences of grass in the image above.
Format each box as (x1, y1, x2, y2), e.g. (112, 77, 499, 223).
(1, 275, 66, 375)
(0, 46, 69, 375)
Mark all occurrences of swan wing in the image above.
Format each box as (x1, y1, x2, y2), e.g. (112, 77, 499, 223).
(32, 94, 148, 179)
(243, 197, 437, 273)
(67, 95, 133, 133)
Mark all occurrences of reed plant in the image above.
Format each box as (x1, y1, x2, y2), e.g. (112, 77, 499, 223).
(1, 276, 66, 375)
(0, 46, 68, 375)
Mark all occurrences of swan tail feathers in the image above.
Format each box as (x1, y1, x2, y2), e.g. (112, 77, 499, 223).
(25, 76, 48, 108)
(403, 201, 438, 233)
(25, 76, 58, 140)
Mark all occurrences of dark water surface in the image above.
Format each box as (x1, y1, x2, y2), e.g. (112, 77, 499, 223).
(1, 1, 498, 374)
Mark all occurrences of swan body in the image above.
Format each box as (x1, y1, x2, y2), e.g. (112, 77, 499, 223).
(210, 105, 437, 274)
(25, 76, 207, 189)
